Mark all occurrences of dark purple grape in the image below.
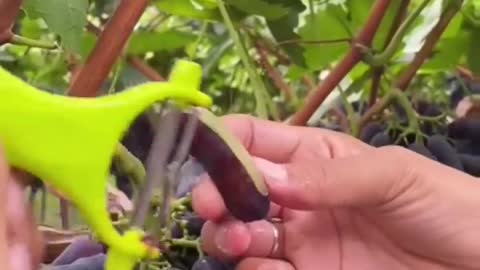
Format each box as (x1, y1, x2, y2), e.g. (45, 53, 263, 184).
(453, 139, 480, 155)
(48, 254, 106, 270)
(52, 237, 104, 266)
(426, 135, 463, 171)
(360, 122, 385, 143)
(448, 118, 480, 142)
(459, 154, 480, 177)
(407, 142, 437, 161)
(192, 257, 233, 270)
(369, 132, 393, 147)
(183, 212, 206, 236)
(170, 222, 184, 239)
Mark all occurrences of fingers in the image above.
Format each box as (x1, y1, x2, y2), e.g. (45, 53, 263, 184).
(258, 146, 424, 210)
(236, 258, 295, 270)
(200, 219, 285, 260)
(220, 114, 349, 163)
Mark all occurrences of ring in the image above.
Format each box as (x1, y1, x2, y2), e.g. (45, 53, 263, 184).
(268, 217, 282, 257)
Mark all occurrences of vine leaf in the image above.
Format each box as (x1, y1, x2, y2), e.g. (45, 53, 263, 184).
(467, 27, 480, 76)
(127, 30, 197, 54)
(298, 4, 350, 71)
(22, 0, 88, 54)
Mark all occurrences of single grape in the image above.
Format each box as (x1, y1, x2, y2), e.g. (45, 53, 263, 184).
(52, 237, 105, 266)
(183, 212, 206, 236)
(170, 222, 184, 239)
(426, 135, 464, 171)
(192, 256, 232, 270)
(407, 142, 437, 161)
(369, 132, 393, 147)
(448, 118, 480, 142)
(453, 139, 480, 156)
(48, 254, 106, 270)
(459, 154, 480, 177)
(359, 122, 385, 143)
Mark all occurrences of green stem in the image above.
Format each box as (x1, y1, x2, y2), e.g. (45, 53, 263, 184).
(217, 0, 270, 119)
(9, 34, 57, 49)
(113, 144, 146, 192)
(391, 88, 422, 142)
(170, 238, 199, 249)
(363, 0, 431, 67)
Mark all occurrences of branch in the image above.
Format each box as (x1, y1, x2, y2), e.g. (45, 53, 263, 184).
(369, 0, 410, 106)
(68, 0, 150, 97)
(0, 0, 22, 44)
(87, 21, 166, 82)
(289, 0, 393, 126)
(254, 40, 294, 101)
(127, 57, 165, 81)
(395, 1, 463, 91)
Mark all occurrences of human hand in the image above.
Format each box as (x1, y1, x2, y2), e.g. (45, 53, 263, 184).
(0, 146, 44, 270)
(192, 114, 480, 270)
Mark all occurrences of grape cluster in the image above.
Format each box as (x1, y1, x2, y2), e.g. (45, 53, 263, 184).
(327, 77, 480, 178)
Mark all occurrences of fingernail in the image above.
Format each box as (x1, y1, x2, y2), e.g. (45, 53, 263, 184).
(253, 158, 288, 184)
(214, 221, 250, 256)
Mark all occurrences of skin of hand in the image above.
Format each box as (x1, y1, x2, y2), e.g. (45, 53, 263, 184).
(0, 145, 45, 270)
(191, 114, 480, 270)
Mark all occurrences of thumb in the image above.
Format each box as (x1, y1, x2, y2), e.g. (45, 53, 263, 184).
(253, 146, 422, 211)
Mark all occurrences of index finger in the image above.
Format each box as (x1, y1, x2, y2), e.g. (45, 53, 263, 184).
(220, 114, 315, 163)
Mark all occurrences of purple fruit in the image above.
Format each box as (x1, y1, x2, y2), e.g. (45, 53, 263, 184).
(52, 237, 104, 266)
(48, 254, 106, 270)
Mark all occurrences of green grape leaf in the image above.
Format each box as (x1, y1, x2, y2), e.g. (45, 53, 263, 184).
(467, 28, 480, 76)
(127, 31, 197, 54)
(155, 0, 222, 21)
(224, 0, 290, 20)
(22, 0, 88, 53)
(422, 32, 469, 72)
(298, 4, 350, 71)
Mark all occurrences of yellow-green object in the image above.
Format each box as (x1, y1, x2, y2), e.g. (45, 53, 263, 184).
(0, 60, 212, 269)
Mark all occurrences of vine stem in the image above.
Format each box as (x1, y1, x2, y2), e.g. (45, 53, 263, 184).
(254, 39, 294, 101)
(68, 0, 150, 97)
(369, 0, 410, 106)
(9, 34, 57, 49)
(216, 0, 272, 119)
(289, 0, 393, 126)
(0, 0, 22, 44)
(395, 0, 463, 91)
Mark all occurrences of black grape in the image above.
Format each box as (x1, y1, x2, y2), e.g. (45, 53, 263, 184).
(52, 237, 105, 266)
(426, 135, 464, 171)
(192, 256, 233, 270)
(359, 122, 385, 143)
(459, 154, 480, 177)
(369, 132, 393, 147)
(48, 254, 106, 270)
(170, 223, 184, 239)
(453, 139, 480, 156)
(447, 118, 480, 142)
(183, 212, 206, 236)
(407, 142, 437, 161)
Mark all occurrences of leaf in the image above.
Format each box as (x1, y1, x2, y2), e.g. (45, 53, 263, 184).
(22, 0, 88, 54)
(267, 12, 306, 67)
(466, 28, 480, 76)
(127, 30, 197, 54)
(224, 0, 290, 20)
(155, 0, 223, 21)
(298, 4, 350, 71)
(421, 33, 469, 71)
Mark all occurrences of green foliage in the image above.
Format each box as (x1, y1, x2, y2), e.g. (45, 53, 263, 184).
(22, 0, 89, 53)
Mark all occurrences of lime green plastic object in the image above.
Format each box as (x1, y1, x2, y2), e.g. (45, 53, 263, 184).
(0, 60, 212, 269)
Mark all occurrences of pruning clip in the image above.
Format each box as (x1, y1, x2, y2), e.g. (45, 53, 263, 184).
(0, 60, 212, 269)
